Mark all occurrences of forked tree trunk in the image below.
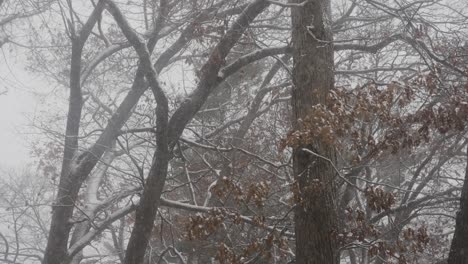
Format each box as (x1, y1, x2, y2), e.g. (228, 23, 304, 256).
(290, 0, 339, 263)
(448, 146, 468, 263)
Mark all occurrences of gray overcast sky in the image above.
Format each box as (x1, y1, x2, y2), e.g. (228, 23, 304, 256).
(0, 52, 41, 168)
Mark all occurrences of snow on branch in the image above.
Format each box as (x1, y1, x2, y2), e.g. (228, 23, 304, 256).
(68, 203, 138, 258)
(267, 0, 308, 8)
(68, 193, 295, 258)
(160, 198, 295, 238)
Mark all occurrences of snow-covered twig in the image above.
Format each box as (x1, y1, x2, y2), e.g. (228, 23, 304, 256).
(160, 198, 295, 238)
(267, 0, 308, 8)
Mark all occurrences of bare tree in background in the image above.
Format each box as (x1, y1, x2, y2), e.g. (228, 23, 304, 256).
(0, 0, 53, 95)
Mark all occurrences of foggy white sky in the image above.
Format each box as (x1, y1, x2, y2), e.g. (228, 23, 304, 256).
(0, 51, 42, 168)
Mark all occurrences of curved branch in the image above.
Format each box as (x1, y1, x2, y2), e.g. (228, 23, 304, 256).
(67, 204, 137, 259)
(334, 34, 403, 53)
(167, 0, 271, 149)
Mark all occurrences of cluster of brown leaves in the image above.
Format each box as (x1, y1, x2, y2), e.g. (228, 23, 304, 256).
(365, 187, 396, 213)
(216, 243, 243, 264)
(212, 177, 244, 202)
(335, 208, 380, 246)
(400, 226, 431, 253)
(246, 181, 270, 207)
(433, 39, 468, 70)
(215, 233, 289, 264)
(368, 226, 430, 264)
(186, 209, 226, 240)
(281, 75, 468, 163)
(212, 177, 271, 207)
(186, 208, 268, 241)
(337, 207, 430, 264)
(185, 207, 289, 263)
(281, 82, 414, 151)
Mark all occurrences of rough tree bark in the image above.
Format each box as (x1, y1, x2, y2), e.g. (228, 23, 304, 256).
(104, 3, 169, 264)
(290, 0, 339, 263)
(42, 2, 106, 263)
(448, 146, 468, 264)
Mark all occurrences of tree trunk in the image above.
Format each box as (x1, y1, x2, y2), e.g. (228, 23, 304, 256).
(290, 0, 338, 263)
(43, 3, 106, 263)
(448, 146, 468, 263)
